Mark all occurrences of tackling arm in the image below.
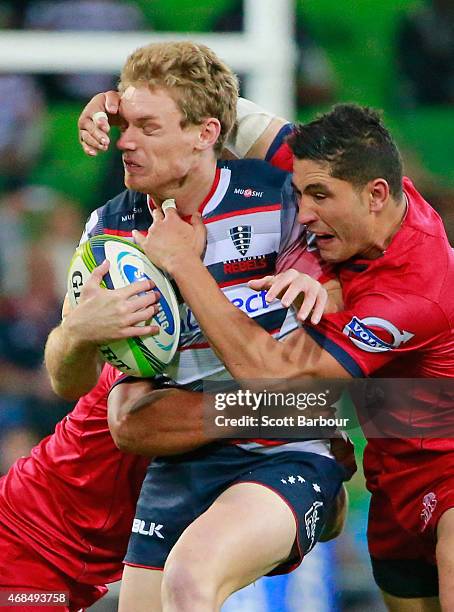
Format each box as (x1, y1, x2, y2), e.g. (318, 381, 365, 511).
(108, 380, 216, 456)
(167, 254, 349, 381)
(134, 210, 349, 381)
(224, 97, 289, 160)
(77, 93, 288, 162)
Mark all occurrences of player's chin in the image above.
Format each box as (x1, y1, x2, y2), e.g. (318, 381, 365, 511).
(124, 173, 147, 192)
(318, 251, 342, 264)
(317, 243, 346, 264)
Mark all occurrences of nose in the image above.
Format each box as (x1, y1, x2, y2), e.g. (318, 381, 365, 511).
(297, 197, 319, 226)
(117, 127, 136, 152)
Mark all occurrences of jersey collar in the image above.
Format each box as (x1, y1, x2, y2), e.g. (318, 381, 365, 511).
(146, 167, 223, 222)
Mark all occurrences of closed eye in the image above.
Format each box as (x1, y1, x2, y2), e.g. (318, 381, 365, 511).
(143, 127, 160, 136)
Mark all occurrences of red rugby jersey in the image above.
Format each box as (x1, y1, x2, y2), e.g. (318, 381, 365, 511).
(303, 178, 454, 459)
(265, 125, 454, 459)
(0, 365, 149, 583)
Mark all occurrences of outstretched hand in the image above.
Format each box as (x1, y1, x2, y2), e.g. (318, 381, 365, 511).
(133, 206, 207, 274)
(78, 90, 121, 156)
(248, 269, 328, 324)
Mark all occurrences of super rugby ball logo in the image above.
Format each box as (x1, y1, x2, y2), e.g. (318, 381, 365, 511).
(229, 225, 252, 256)
(117, 251, 175, 340)
(343, 316, 414, 353)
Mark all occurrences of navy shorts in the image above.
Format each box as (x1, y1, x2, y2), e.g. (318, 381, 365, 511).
(125, 443, 347, 574)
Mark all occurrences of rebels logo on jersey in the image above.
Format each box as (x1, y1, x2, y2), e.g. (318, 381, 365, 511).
(223, 256, 268, 276)
(229, 225, 252, 255)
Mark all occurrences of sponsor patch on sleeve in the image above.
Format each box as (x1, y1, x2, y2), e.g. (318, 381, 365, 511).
(343, 316, 414, 353)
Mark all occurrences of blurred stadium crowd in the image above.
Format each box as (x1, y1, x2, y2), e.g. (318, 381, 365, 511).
(0, 1, 453, 609)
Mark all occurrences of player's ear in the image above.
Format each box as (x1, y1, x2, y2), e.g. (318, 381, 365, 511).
(368, 179, 390, 213)
(196, 117, 221, 151)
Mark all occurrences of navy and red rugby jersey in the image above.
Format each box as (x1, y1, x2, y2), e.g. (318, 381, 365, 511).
(81, 157, 341, 458)
(81, 158, 331, 389)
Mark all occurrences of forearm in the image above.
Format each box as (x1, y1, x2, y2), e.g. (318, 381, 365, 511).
(108, 388, 215, 456)
(44, 323, 101, 401)
(224, 97, 288, 160)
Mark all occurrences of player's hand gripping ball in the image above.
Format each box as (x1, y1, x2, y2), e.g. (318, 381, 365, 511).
(67, 235, 180, 377)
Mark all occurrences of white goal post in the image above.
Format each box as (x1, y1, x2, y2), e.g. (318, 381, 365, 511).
(0, 0, 297, 119)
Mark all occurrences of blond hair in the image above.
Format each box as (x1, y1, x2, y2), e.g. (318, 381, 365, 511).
(119, 41, 238, 154)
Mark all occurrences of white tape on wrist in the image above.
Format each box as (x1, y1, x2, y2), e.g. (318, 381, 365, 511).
(225, 97, 275, 158)
(161, 199, 177, 212)
(92, 111, 109, 124)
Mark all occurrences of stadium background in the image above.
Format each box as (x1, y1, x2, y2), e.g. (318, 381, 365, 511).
(0, 0, 453, 609)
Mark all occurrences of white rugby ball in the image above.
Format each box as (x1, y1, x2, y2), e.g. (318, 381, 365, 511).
(67, 234, 180, 377)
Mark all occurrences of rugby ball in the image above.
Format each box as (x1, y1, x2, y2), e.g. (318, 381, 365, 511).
(67, 234, 180, 377)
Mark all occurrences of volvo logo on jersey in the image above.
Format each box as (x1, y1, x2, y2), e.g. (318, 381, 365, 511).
(343, 316, 414, 353)
(229, 225, 252, 256)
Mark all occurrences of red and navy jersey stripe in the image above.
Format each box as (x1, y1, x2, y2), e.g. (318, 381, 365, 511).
(266, 123, 294, 173)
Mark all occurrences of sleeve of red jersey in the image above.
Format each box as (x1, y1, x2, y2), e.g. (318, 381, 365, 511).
(304, 291, 448, 377)
(104, 364, 133, 394)
(106, 371, 167, 395)
(265, 123, 294, 173)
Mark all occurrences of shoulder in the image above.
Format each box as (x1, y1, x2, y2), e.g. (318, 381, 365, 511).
(84, 189, 145, 224)
(81, 190, 149, 242)
(400, 178, 454, 312)
(403, 177, 447, 240)
(220, 158, 289, 189)
(205, 159, 289, 220)
(97, 189, 147, 218)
